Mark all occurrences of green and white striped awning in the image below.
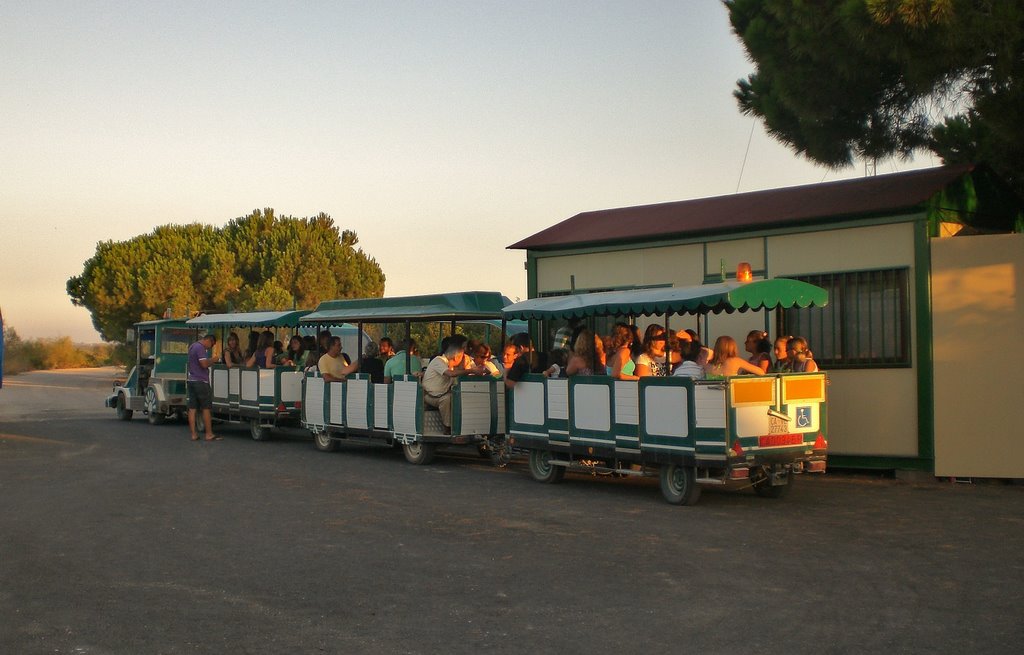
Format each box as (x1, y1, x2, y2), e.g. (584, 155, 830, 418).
(502, 279, 828, 320)
(301, 291, 510, 324)
(186, 310, 310, 328)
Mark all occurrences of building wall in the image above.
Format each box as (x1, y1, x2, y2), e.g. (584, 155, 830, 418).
(932, 233, 1024, 477)
(532, 220, 921, 459)
(767, 222, 920, 457)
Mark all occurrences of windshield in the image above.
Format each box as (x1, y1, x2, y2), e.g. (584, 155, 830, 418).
(161, 328, 194, 355)
(139, 330, 156, 359)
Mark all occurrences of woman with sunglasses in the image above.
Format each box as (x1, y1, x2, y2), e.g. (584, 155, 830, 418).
(636, 324, 669, 377)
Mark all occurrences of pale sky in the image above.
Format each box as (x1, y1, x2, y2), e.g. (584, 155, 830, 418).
(1, 1, 936, 342)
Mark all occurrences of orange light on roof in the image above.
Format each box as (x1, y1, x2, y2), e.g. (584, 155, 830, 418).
(737, 262, 753, 283)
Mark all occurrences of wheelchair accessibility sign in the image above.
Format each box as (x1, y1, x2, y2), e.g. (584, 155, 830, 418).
(791, 405, 817, 432)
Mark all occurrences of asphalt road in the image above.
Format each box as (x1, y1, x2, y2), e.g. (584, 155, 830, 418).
(1, 369, 1022, 654)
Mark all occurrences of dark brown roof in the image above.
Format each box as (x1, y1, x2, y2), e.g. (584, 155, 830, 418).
(508, 164, 976, 250)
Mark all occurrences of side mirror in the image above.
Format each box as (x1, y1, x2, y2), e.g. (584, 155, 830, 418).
(126, 329, 135, 343)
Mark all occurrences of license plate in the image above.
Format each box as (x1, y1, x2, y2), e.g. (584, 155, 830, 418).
(768, 415, 789, 434)
(759, 433, 803, 447)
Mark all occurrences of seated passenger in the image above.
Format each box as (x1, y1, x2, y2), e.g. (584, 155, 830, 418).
(565, 328, 600, 377)
(629, 324, 644, 361)
(503, 333, 556, 389)
(769, 335, 791, 373)
(786, 336, 820, 373)
(422, 334, 484, 434)
(303, 348, 320, 371)
(677, 328, 713, 367)
(469, 341, 502, 378)
(302, 335, 317, 354)
(246, 331, 277, 368)
(501, 342, 518, 371)
(607, 323, 639, 380)
(704, 336, 765, 378)
(317, 330, 333, 356)
(379, 337, 395, 361)
(222, 332, 244, 368)
(280, 335, 304, 368)
(635, 324, 669, 377)
(318, 336, 358, 382)
(744, 330, 772, 373)
(244, 331, 260, 362)
(383, 338, 423, 383)
(672, 340, 706, 379)
(360, 341, 386, 384)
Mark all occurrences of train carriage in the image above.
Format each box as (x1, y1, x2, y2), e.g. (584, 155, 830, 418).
(502, 278, 830, 504)
(185, 310, 313, 440)
(299, 292, 511, 465)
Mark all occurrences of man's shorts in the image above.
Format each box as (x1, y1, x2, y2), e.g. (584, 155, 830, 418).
(187, 381, 213, 410)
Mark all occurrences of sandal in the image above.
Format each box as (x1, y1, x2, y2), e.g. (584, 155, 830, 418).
(190, 435, 200, 441)
(205, 435, 223, 441)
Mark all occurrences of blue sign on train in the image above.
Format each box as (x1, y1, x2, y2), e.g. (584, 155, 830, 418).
(796, 406, 812, 428)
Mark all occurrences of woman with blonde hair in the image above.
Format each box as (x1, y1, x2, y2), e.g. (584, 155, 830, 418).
(704, 335, 765, 378)
(786, 336, 819, 373)
(565, 328, 600, 377)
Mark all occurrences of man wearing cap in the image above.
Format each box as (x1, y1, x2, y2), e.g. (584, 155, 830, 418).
(187, 332, 220, 441)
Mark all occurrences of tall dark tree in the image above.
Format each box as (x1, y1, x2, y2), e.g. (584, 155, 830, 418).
(68, 209, 386, 341)
(726, 0, 1024, 194)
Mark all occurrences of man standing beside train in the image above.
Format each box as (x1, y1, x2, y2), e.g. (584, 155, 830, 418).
(187, 332, 220, 441)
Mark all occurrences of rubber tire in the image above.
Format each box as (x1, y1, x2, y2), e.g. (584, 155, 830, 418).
(115, 394, 133, 421)
(753, 468, 793, 499)
(313, 430, 338, 452)
(145, 388, 165, 425)
(250, 419, 270, 442)
(659, 464, 702, 506)
(403, 441, 437, 465)
(528, 450, 565, 484)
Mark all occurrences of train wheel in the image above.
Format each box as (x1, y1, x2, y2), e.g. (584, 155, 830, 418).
(403, 441, 436, 465)
(145, 388, 165, 425)
(528, 450, 565, 484)
(250, 419, 270, 442)
(313, 430, 338, 452)
(659, 464, 701, 505)
(752, 467, 793, 499)
(115, 394, 133, 421)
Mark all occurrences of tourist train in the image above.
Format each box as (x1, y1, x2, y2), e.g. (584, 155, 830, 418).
(106, 277, 830, 505)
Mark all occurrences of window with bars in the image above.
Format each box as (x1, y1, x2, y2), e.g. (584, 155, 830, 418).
(780, 269, 911, 369)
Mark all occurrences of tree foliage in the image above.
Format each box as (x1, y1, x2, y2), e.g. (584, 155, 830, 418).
(727, 0, 1024, 194)
(68, 209, 386, 342)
